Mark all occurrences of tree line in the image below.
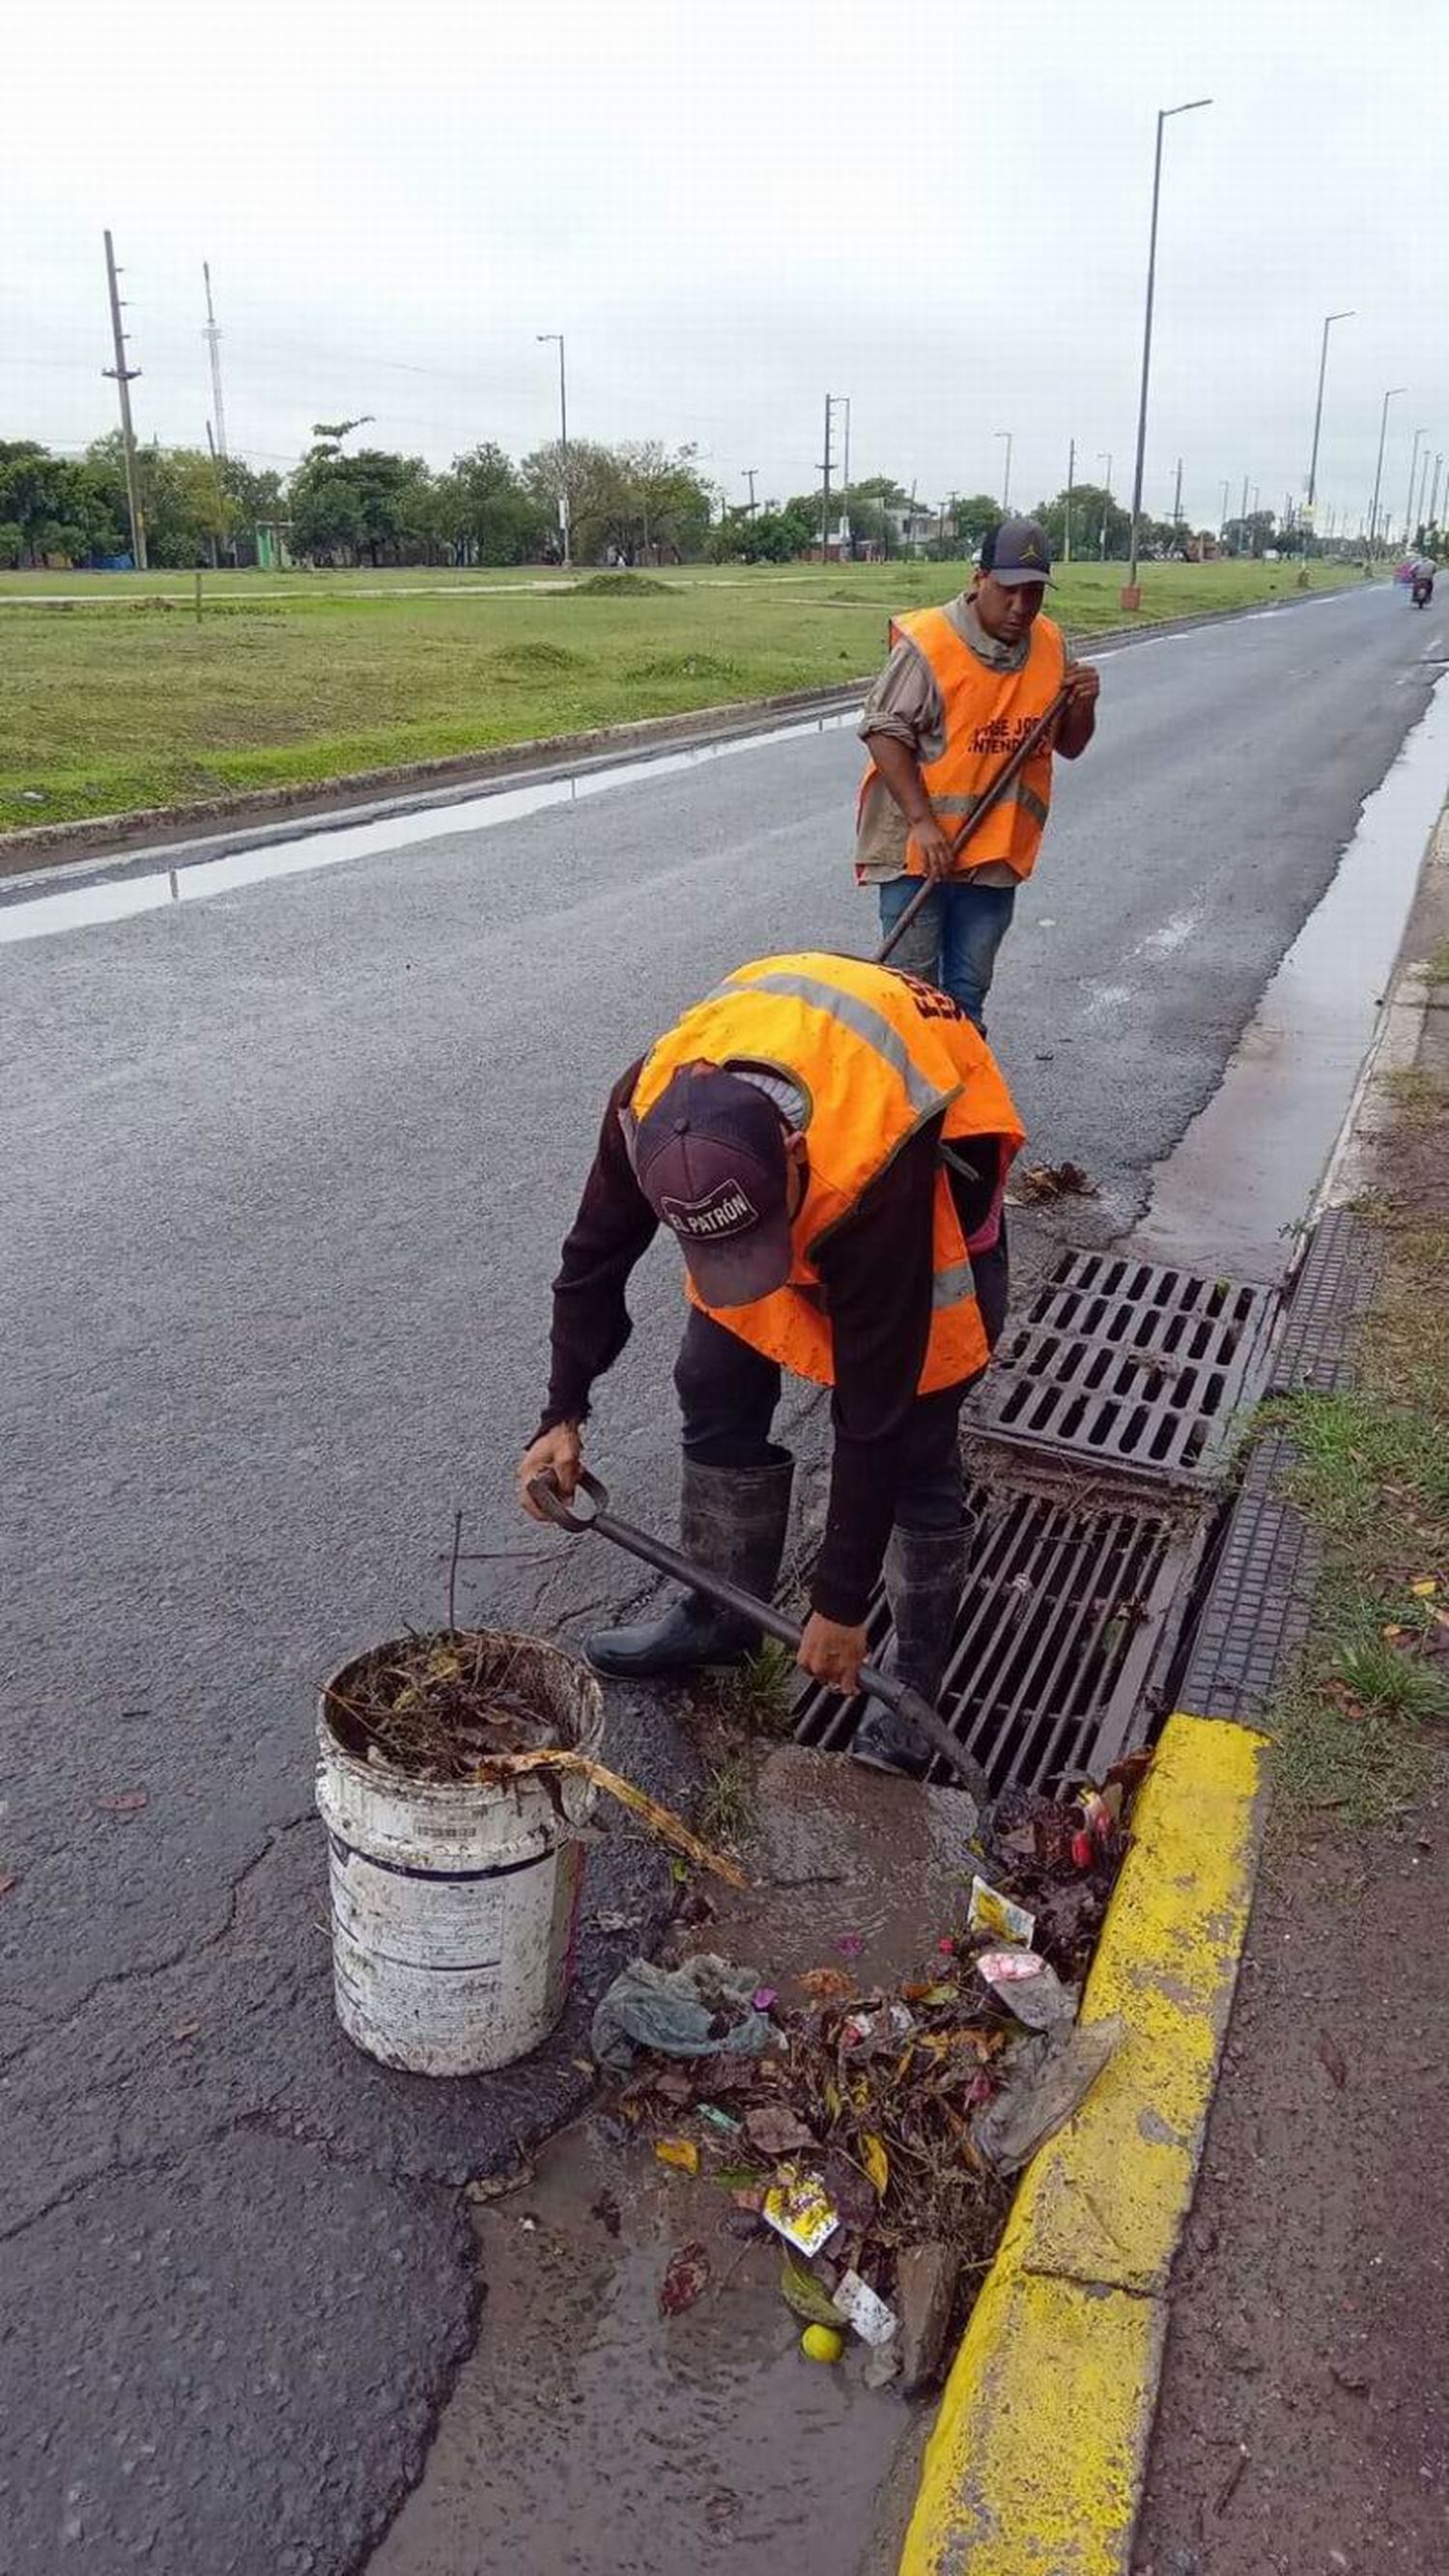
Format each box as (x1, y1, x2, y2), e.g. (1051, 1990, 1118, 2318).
(0, 427, 720, 571)
(4, 428, 1378, 574)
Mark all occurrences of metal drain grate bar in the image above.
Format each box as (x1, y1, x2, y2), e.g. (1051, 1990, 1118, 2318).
(794, 1481, 1198, 1794)
(978, 1250, 1274, 1480)
(1267, 1207, 1382, 1395)
(1179, 1429, 1320, 1721)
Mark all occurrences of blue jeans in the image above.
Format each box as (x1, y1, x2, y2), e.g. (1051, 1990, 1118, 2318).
(877, 876, 1017, 1029)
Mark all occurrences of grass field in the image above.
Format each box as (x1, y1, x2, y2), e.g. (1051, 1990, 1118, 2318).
(0, 558, 1362, 832)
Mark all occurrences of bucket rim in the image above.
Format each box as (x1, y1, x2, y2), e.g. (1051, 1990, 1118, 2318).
(317, 1625, 605, 1802)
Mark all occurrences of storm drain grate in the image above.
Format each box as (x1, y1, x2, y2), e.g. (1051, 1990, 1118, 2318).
(1267, 1207, 1382, 1395)
(794, 1478, 1200, 1795)
(976, 1251, 1274, 1482)
(1177, 1430, 1319, 1722)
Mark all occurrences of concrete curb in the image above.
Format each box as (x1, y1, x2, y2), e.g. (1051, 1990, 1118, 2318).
(899, 1711, 1270, 2576)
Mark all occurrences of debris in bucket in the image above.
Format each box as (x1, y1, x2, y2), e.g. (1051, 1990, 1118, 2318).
(595, 1744, 1152, 2382)
(325, 1632, 746, 1888)
(329, 1632, 561, 1780)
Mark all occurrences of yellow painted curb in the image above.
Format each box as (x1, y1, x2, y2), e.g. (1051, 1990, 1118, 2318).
(899, 1712, 1269, 2576)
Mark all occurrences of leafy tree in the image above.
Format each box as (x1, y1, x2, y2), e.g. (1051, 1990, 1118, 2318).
(439, 444, 546, 564)
(1033, 483, 1130, 562)
(947, 493, 1002, 555)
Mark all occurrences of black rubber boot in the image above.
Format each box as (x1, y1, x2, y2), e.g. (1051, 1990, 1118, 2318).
(850, 1521, 970, 1778)
(584, 1456, 794, 1681)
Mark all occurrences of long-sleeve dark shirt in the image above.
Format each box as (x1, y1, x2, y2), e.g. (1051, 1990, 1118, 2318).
(537, 1062, 1008, 1623)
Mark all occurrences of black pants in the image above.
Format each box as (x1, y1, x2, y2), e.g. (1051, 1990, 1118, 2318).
(674, 1305, 969, 1532)
(673, 1228, 1007, 1532)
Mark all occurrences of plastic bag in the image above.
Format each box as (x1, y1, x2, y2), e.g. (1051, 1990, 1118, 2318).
(590, 1953, 773, 2074)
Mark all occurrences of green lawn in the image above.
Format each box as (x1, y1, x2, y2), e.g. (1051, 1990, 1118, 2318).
(0, 558, 1362, 832)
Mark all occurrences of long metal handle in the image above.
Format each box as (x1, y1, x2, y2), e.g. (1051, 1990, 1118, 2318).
(874, 682, 1072, 966)
(528, 1469, 986, 1802)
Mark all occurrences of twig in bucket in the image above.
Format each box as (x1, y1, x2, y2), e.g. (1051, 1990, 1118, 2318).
(471, 1747, 750, 1892)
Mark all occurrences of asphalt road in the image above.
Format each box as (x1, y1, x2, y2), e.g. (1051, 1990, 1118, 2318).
(0, 582, 1438, 2576)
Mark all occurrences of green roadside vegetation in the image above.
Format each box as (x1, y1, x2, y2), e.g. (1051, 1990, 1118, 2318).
(0, 557, 1362, 833)
(1264, 1062, 1449, 1822)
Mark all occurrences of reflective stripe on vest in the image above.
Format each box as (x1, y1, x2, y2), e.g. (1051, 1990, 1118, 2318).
(860, 606, 1065, 882)
(630, 952, 1025, 1393)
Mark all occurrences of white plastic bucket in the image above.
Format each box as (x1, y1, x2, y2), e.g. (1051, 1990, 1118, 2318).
(316, 1631, 604, 2076)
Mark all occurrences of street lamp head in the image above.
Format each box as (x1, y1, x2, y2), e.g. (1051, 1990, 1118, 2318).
(1163, 96, 1212, 116)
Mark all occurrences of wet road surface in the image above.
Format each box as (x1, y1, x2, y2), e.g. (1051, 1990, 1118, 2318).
(0, 583, 1441, 2575)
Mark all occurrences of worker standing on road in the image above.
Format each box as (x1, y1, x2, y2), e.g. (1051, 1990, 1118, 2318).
(857, 517, 1100, 1027)
(518, 951, 1024, 1776)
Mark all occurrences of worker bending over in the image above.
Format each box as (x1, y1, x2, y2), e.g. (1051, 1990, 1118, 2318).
(519, 951, 1023, 1776)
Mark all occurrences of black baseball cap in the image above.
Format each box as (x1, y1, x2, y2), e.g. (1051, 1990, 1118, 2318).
(634, 1068, 793, 1307)
(982, 515, 1054, 587)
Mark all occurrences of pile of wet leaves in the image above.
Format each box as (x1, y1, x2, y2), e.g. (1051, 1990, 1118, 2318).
(599, 1751, 1151, 2379)
(326, 1630, 560, 1782)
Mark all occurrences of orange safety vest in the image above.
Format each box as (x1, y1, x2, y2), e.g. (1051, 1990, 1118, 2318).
(628, 951, 1025, 1393)
(858, 605, 1066, 881)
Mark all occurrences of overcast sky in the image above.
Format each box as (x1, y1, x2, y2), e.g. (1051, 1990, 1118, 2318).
(7, 0, 1447, 533)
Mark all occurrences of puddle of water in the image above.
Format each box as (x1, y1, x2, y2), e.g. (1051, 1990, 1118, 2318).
(368, 1746, 976, 2576)
(0, 708, 861, 949)
(1136, 667, 1449, 1279)
(368, 2119, 914, 2576)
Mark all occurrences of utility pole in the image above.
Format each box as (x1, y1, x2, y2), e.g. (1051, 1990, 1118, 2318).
(1064, 437, 1075, 562)
(1405, 427, 1427, 548)
(1239, 472, 1250, 554)
(1219, 477, 1230, 539)
(202, 262, 228, 460)
(819, 392, 834, 565)
(840, 396, 851, 558)
(536, 334, 570, 566)
(995, 429, 1012, 512)
(102, 229, 147, 571)
(742, 468, 757, 519)
(1413, 444, 1432, 545)
(1429, 452, 1444, 539)
(1172, 454, 1183, 530)
(907, 476, 918, 559)
(1123, 98, 1211, 607)
(1097, 451, 1112, 558)
(205, 419, 225, 569)
(1367, 386, 1406, 558)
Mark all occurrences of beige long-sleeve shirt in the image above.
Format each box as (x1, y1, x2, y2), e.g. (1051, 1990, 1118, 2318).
(855, 591, 1050, 885)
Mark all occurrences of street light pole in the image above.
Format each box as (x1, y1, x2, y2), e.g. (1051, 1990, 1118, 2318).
(1305, 311, 1352, 521)
(1097, 450, 1112, 558)
(1064, 437, 1075, 562)
(1429, 453, 1444, 541)
(536, 333, 570, 567)
(995, 430, 1012, 513)
(1405, 427, 1427, 548)
(1122, 97, 1211, 610)
(1367, 386, 1406, 558)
